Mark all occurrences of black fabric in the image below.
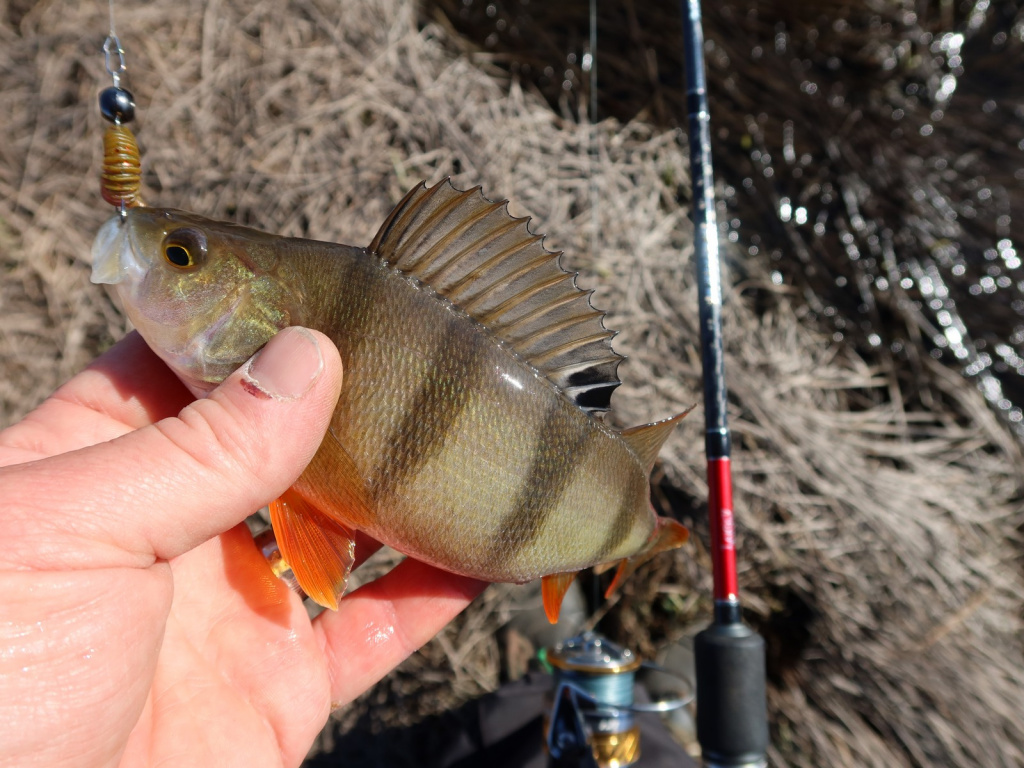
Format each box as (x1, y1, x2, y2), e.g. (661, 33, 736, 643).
(310, 672, 697, 767)
(436, 673, 697, 768)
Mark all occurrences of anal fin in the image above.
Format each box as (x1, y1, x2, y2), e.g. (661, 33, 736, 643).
(603, 517, 690, 599)
(541, 571, 578, 624)
(648, 517, 690, 554)
(604, 559, 629, 598)
(268, 487, 356, 611)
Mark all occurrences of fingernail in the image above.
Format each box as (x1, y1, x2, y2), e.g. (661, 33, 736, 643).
(242, 327, 323, 400)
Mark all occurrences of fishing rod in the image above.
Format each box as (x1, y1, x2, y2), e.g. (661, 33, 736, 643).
(680, 1, 769, 766)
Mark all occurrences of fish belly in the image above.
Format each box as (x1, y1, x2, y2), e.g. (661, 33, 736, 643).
(293, 256, 655, 582)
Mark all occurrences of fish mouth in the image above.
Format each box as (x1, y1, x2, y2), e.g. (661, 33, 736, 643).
(90, 215, 142, 285)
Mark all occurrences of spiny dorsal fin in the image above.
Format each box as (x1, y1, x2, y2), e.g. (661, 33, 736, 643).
(369, 179, 624, 412)
(620, 407, 695, 472)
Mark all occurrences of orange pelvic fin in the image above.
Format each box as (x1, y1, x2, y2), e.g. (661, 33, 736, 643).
(603, 517, 690, 599)
(268, 487, 356, 611)
(541, 571, 579, 624)
(620, 407, 695, 473)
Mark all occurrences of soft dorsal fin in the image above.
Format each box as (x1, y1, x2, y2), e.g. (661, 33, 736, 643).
(369, 179, 624, 412)
(620, 407, 695, 472)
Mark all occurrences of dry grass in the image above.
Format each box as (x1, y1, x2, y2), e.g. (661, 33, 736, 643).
(1, 1, 1022, 766)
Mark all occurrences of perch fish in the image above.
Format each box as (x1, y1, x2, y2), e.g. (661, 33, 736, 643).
(90, 180, 690, 622)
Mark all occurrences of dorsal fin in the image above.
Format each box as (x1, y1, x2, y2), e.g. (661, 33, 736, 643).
(620, 407, 695, 472)
(370, 179, 624, 412)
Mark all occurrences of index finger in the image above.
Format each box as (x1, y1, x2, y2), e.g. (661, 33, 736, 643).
(0, 333, 192, 467)
(4, 328, 343, 570)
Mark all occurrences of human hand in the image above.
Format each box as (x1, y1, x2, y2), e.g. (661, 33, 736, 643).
(0, 328, 485, 768)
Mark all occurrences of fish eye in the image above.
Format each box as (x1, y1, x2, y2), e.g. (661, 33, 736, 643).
(162, 228, 208, 270)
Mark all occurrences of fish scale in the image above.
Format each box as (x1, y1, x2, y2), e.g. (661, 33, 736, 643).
(91, 179, 691, 621)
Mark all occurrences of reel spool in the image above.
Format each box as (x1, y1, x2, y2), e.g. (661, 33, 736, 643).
(545, 632, 691, 768)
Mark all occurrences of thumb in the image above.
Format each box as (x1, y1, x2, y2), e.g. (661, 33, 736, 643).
(6, 326, 343, 569)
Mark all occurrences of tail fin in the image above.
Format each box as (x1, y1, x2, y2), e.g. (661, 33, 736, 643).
(604, 516, 689, 598)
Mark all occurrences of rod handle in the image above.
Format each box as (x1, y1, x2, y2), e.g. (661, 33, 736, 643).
(694, 621, 768, 767)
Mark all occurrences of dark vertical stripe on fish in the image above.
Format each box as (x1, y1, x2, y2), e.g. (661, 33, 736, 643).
(488, 405, 591, 570)
(322, 259, 394, 454)
(325, 256, 390, 362)
(593, 473, 645, 562)
(366, 317, 481, 503)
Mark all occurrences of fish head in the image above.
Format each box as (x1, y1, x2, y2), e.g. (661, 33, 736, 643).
(91, 208, 301, 396)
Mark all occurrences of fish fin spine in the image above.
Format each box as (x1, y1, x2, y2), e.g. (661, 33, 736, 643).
(367, 181, 427, 256)
(620, 406, 695, 473)
(268, 487, 357, 611)
(541, 571, 579, 624)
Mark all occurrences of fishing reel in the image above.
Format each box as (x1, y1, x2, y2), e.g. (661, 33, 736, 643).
(543, 632, 691, 768)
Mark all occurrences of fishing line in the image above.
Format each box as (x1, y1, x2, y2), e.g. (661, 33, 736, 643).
(585, 0, 603, 619)
(587, 0, 599, 266)
(103, 0, 125, 90)
(557, 663, 635, 709)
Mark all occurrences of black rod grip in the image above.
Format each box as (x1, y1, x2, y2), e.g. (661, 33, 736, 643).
(694, 622, 769, 767)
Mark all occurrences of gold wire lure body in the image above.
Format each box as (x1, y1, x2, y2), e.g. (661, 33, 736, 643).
(100, 123, 143, 210)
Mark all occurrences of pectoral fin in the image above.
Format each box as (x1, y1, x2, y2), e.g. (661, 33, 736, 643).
(603, 517, 690, 599)
(541, 571, 579, 624)
(268, 487, 356, 611)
